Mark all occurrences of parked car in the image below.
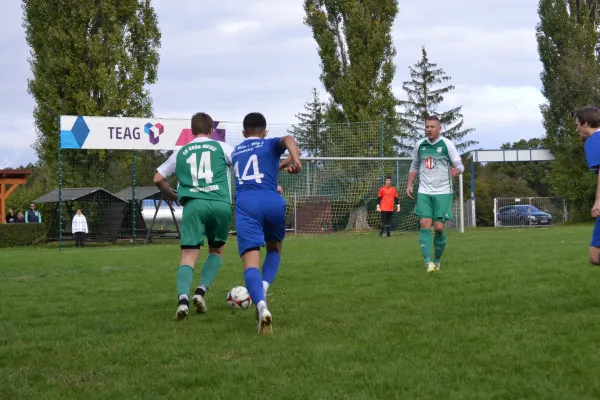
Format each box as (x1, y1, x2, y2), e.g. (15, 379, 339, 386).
(497, 205, 552, 226)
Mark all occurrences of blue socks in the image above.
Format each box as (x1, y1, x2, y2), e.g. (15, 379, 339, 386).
(261, 250, 280, 285)
(245, 250, 282, 306)
(244, 268, 265, 305)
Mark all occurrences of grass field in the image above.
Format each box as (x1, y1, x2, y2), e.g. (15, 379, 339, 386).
(2, 225, 600, 399)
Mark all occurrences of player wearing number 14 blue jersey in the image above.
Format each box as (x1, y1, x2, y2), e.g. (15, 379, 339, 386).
(232, 112, 301, 335)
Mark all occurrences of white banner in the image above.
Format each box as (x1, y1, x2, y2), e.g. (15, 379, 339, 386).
(59, 115, 236, 150)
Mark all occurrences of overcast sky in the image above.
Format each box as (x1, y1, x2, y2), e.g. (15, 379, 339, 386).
(0, 0, 544, 168)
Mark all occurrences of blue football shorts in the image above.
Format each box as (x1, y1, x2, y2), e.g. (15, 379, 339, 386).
(234, 191, 286, 256)
(591, 217, 600, 247)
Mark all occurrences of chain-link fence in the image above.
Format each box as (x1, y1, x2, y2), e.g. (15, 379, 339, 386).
(493, 197, 568, 227)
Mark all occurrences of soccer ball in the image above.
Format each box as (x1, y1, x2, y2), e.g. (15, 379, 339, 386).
(227, 286, 252, 310)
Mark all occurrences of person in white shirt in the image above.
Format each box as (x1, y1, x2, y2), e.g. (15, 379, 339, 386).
(72, 208, 89, 248)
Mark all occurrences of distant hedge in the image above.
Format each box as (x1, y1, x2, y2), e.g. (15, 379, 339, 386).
(0, 224, 47, 247)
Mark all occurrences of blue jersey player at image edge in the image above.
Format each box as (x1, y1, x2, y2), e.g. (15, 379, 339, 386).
(231, 112, 301, 335)
(576, 105, 600, 265)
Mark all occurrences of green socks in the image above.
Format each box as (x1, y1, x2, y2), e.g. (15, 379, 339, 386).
(198, 254, 222, 291)
(177, 255, 223, 302)
(177, 265, 194, 298)
(434, 230, 447, 263)
(419, 229, 432, 264)
(419, 229, 447, 265)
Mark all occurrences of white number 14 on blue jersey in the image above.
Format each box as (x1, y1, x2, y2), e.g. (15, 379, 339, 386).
(234, 154, 264, 184)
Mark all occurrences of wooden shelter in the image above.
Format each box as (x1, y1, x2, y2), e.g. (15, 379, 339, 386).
(0, 169, 32, 224)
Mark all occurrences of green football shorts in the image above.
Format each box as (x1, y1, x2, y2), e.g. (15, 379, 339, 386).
(414, 193, 454, 222)
(180, 199, 231, 248)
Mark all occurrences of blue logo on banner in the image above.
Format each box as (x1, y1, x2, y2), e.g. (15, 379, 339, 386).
(60, 116, 90, 149)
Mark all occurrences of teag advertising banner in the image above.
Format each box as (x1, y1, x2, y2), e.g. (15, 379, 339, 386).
(59, 116, 233, 150)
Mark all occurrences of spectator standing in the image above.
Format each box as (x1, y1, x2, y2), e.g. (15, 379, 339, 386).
(6, 208, 15, 223)
(15, 211, 25, 223)
(25, 203, 42, 224)
(72, 208, 89, 248)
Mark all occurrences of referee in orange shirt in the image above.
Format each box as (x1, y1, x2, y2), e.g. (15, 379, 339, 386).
(376, 176, 400, 237)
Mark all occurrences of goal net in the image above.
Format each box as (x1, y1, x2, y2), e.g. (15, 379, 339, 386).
(275, 157, 464, 234)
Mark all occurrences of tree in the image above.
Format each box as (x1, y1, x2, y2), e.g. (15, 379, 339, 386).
(399, 47, 477, 155)
(288, 88, 329, 156)
(536, 0, 600, 219)
(22, 0, 161, 188)
(303, 0, 401, 230)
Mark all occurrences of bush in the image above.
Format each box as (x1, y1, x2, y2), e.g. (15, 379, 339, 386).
(0, 224, 47, 247)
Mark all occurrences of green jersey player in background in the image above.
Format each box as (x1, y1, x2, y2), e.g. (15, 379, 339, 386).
(405, 115, 464, 273)
(153, 112, 234, 320)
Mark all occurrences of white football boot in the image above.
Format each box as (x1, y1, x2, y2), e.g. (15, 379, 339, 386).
(192, 294, 207, 314)
(174, 304, 189, 321)
(257, 304, 273, 335)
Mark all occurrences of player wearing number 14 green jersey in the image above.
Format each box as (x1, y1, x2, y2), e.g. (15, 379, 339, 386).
(153, 112, 234, 321)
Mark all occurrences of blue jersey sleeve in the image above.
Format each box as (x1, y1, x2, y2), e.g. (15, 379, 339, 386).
(585, 133, 600, 173)
(267, 137, 286, 158)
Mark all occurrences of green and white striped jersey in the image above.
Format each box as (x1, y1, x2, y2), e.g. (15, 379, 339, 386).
(409, 136, 462, 195)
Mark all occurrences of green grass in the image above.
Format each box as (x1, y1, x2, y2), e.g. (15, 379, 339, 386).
(2, 225, 600, 399)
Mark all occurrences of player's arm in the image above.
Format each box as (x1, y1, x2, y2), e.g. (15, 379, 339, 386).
(279, 135, 302, 173)
(394, 188, 400, 212)
(591, 168, 600, 218)
(594, 173, 600, 215)
(153, 174, 178, 202)
(406, 145, 419, 199)
(223, 143, 234, 167)
(446, 139, 465, 177)
(153, 152, 178, 202)
(376, 188, 383, 212)
(586, 139, 600, 217)
(279, 154, 293, 170)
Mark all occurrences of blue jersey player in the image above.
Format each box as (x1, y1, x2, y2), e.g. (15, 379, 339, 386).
(232, 112, 301, 335)
(576, 106, 600, 264)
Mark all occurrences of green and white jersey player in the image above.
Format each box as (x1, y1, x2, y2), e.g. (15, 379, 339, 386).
(153, 112, 234, 321)
(405, 115, 464, 273)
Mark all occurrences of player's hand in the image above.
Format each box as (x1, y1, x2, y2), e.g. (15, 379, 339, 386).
(286, 160, 302, 174)
(592, 200, 600, 218)
(450, 167, 461, 177)
(279, 155, 292, 170)
(277, 185, 284, 195)
(396, 205, 401, 212)
(169, 188, 179, 205)
(376, 205, 381, 213)
(168, 193, 179, 204)
(406, 186, 414, 200)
